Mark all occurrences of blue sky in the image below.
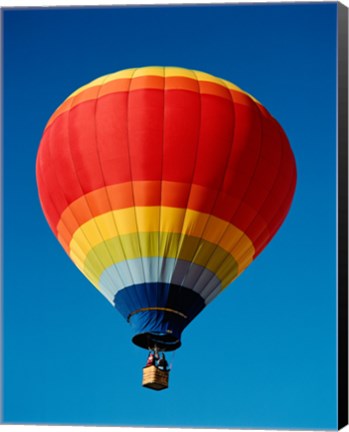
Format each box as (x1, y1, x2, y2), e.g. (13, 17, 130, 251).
(2, 3, 338, 429)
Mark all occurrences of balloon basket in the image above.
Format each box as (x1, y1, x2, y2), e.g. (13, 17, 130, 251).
(142, 365, 169, 391)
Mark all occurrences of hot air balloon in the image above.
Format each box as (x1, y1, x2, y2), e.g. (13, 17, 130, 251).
(36, 66, 296, 390)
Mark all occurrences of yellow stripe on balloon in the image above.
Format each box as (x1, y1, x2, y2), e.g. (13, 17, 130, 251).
(62, 66, 260, 105)
(67, 68, 138, 99)
(67, 206, 255, 271)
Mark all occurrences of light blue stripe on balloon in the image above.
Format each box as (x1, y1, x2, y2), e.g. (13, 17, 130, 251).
(98, 257, 222, 305)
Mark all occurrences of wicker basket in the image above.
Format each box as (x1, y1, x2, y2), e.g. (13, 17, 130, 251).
(142, 365, 169, 390)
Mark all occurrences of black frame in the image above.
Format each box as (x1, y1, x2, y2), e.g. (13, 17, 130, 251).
(338, 2, 348, 430)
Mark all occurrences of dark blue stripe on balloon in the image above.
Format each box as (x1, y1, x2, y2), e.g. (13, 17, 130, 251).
(114, 283, 205, 347)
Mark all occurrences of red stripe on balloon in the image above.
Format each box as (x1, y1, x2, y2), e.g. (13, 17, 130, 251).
(37, 85, 296, 259)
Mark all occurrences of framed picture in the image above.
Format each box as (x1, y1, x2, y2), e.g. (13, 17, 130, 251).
(1, 1, 348, 430)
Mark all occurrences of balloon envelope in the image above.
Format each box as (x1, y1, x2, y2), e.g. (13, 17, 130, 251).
(36, 66, 296, 351)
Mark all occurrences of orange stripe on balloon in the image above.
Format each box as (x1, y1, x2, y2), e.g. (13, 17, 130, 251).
(56, 181, 263, 249)
(166, 76, 199, 92)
